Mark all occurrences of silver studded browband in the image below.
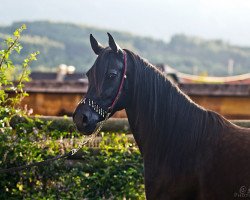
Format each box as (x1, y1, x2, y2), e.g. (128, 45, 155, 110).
(80, 98, 108, 118)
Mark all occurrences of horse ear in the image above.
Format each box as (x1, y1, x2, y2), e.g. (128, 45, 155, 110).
(90, 34, 104, 55)
(107, 33, 123, 55)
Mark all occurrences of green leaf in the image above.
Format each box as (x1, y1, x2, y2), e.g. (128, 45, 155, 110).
(13, 30, 20, 37)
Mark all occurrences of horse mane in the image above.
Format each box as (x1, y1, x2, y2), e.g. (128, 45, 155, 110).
(124, 49, 227, 174)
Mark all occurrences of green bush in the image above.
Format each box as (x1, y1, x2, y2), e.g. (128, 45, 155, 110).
(0, 122, 145, 199)
(0, 24, 39, 128)
(0, 25, 145, 199)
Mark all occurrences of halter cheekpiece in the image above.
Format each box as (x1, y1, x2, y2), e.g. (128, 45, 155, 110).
(80, 50, 127, 118)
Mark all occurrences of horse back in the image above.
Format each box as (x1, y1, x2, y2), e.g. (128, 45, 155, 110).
(200, 121, 250, 199)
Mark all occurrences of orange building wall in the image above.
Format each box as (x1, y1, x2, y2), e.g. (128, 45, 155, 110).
(190, 96, 250, 119)
(20, 92, 250, 119)
(21, 93, 83, 116)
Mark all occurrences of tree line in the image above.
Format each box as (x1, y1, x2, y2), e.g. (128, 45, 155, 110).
(0, 21, 249, 75)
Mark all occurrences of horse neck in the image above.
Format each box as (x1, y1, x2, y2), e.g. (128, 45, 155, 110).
(125, 54, 212, 159)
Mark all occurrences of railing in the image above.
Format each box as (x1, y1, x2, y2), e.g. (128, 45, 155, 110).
(38, 116, 250, 132)
(26, 116, 250, 159)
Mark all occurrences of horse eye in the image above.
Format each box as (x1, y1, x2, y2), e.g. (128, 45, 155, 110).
(107, 71, 118, 79)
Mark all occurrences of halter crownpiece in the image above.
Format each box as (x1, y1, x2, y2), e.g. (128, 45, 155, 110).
(80, 50, 127, 118)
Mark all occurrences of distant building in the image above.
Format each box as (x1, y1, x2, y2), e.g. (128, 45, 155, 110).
(155, 64, 179, 84)
(156, 64, 250, 84)
(30, 64, 86, 82)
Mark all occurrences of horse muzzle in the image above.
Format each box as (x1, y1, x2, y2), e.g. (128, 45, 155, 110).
(72, 104, 100, 135)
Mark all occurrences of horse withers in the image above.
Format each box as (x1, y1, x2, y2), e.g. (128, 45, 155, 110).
(73, 33, 250, 200)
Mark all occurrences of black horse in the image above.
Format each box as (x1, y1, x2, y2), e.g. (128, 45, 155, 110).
(73, 33, 250, 200)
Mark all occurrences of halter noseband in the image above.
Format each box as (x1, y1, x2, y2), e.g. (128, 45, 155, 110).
(80, 51, 127, 118)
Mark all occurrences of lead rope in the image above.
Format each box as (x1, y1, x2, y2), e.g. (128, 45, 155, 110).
(71, 112, 111, 155)
(0, 112, 111, 174)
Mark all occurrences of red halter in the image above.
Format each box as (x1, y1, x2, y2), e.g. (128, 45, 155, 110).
(81, 50, 127, 118)
(108, 50, 127, 111)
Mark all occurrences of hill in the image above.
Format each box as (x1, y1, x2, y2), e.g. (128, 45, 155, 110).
(0, 21, 249, 75)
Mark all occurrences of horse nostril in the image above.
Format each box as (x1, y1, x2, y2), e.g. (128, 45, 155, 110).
(82, 114, 88, 127)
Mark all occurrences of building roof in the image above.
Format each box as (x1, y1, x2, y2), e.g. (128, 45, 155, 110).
(19, 80, 250, 97)
(30, 72, 86, 81)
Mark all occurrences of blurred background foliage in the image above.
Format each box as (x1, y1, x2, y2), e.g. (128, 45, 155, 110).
(0, 21, 249, 75)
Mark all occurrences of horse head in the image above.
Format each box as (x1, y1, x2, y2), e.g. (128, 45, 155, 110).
(73, 33, 128, 134)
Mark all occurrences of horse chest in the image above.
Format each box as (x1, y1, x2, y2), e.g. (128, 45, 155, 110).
(143, 160, 200, 199)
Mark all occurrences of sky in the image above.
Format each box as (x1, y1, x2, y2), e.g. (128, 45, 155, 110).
(1, 0, 250, 46)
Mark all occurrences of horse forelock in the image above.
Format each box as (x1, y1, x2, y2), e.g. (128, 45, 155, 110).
(88, 48, 112, 96)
